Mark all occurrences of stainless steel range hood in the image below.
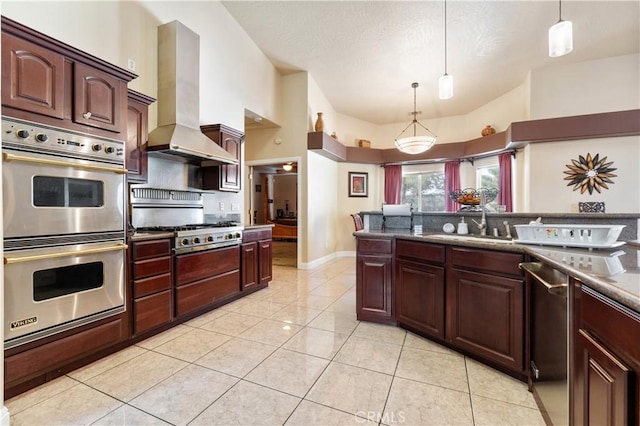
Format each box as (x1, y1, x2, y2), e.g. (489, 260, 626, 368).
(147, 20, 237, 165)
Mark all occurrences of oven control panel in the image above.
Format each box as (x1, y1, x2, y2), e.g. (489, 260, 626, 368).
(2, 117, 124, 163)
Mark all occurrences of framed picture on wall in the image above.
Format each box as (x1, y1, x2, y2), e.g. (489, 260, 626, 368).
(349, 172, 368, 197)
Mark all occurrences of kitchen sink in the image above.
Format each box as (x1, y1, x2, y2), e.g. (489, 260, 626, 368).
(425, 234, 515, 245)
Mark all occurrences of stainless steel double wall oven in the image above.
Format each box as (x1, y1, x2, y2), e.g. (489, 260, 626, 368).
(3, 117, 127, 348)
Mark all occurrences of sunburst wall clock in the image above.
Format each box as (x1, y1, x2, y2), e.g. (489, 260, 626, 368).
(563, 152, 617, 194)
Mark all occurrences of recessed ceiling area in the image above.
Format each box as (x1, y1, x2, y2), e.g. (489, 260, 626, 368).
(224, 1, 639, 125)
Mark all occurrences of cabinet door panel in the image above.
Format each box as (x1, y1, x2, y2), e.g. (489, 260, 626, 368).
(74, 62, 124, 133)
(396, 259, 445, 339)
(447, 268, 524, 371)
(126, 97, 148, 182)
(357, 255, 393, 323)
(241, 242, 258, 290)
(1, 33, 65, 119)
(574, 329, 631, 426)
(258, 239, 273, 284)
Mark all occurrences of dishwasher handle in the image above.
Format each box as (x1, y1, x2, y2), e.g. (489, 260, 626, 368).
(519, 262, 568, 297)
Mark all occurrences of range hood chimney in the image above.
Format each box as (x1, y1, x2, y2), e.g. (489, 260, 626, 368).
(147, 20, 237, 165)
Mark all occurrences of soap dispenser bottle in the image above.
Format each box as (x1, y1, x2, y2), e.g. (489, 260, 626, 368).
(457, 217, 469, 234)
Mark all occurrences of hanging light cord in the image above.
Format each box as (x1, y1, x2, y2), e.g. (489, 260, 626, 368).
(444, 0, 448, 75)
(558, 0, 563, 21)
(397, 82, 436, 138)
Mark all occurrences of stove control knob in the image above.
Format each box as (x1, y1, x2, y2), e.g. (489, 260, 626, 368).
(16, 129, 30, 139)
(104, 146, 115, 154)
(234, 233, 241, 239)
(35, 133, 49, 143)
(92, 143, 103, 152)
(180, 238, 189, 246)
(192, 237, 201, 244)
(206, 236, 214, 242)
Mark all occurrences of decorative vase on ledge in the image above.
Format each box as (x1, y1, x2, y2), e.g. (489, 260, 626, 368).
(315, 112, 324, 132)
(481, 125, 496, 137)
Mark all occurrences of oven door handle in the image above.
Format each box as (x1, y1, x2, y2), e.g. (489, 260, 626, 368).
(4, 243, 128, 265)
(2, 152, 128, 174)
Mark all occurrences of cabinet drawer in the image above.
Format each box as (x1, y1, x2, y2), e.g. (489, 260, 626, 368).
(449, 246, 523, 277)
(134, 272, 172, 298)
(175, 246, 240, 286)
(132, 239, 172, 260)
(176, 270, 240, 316)
(396, 239, 445, 264)
(242, 228, 272, 242)
(133, 256, 171, 280)
(134, 290, 172, 335)
(357, 237, 393, 255)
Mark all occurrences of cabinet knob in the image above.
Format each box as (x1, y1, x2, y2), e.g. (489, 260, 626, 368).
(83, 112, 92, 119)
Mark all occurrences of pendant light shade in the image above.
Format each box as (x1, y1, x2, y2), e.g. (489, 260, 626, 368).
(439, 0, 453, 100)
(439, 74, 453, 100)
(395, 82, 437, 155)
(548, 0, 573, 57)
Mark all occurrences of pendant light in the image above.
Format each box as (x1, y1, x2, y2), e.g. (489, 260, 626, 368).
(395, 82, 437, 155)
(438, 0, 453, 99)
(548, 0, 573, 57)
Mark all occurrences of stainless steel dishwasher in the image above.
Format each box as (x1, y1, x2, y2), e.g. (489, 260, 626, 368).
(520, 262, 569, 426)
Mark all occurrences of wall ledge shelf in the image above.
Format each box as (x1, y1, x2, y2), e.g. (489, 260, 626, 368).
(308, 109, 640, 165)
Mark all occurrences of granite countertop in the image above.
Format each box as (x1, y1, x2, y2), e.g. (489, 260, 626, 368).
(355, 229, 640, 313)
(524, 244, 640, 313)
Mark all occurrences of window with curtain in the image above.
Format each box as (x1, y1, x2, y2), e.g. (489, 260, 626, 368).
(401, 171, 445, 212)
(476, 164, 499, 209)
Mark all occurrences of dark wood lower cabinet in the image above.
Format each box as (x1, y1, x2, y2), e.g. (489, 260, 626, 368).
(446, 268, 524, 372)
(573, 329, 631, 425)
(133, 290, 172, 335)
(258, 239, 273, 284)
(241, 227, 273, 291)
(175, 245, 241, 315)
(131, 238, 173, 336)
(572, 282, 639, 425)
(356, 237, 394, 324)
(357, 254, 394, 324)
(396, 259, 445, 339)
(4, 315, 128, 398)
(241, 241, 259, 290)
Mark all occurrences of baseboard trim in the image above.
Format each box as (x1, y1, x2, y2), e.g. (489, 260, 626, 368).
(1, 406, 10, 426)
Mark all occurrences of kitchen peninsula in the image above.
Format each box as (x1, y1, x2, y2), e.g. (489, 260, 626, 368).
(354, 219, 640, 424)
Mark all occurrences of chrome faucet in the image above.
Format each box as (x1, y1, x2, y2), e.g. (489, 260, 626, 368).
(472, 189, 487, 236)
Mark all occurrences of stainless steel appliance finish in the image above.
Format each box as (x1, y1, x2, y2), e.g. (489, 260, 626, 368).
(2, 116, 127, 348)
(131, 187, 243, 254)
(2, 117, 126, 239)
(146, 21, 237, 165)
(4, 238, 127, 348)
(521, 262, 569, 426)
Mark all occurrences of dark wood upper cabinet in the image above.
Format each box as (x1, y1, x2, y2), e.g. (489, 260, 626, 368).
(1, 16, 136, 137)
(1, 33, 65, 119)
(73, 62, 126, 133)
(201, 124, 243, 192)
(126, 90, 155, 183)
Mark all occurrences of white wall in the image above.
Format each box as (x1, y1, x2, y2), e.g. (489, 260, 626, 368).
(530, 53, 640, 119)
(525, 136, 639, 213)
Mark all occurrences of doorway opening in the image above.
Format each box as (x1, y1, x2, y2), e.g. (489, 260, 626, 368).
(249, 161, 299, 267)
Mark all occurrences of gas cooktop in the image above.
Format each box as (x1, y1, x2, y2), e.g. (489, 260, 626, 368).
(136, 222, 241, 232)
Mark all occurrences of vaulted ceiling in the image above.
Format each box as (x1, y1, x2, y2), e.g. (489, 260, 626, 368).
(223, 1, 639, 125)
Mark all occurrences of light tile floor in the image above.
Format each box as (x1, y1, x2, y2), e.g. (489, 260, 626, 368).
(6, 258, 546, 426)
